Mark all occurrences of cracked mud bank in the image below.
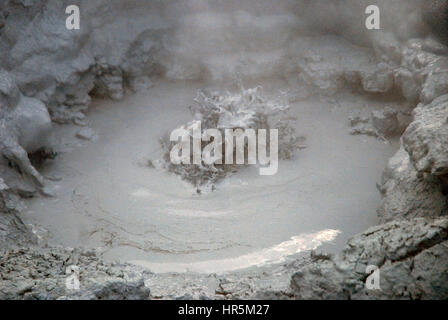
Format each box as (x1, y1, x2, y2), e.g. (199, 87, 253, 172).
(0, 0, 447, 299)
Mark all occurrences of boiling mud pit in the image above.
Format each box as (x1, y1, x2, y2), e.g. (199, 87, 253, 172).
(20, 80, 398, 273)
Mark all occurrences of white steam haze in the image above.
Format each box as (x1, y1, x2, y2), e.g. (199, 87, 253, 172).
(157, 0, 426, 81)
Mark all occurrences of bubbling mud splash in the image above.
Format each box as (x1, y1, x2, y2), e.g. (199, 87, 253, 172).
(159, 86, 304, 192)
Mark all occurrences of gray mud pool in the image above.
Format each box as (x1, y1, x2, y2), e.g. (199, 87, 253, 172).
(21, 80, 398, 273)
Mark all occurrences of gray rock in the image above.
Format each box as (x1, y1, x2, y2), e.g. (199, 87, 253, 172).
(76, 127, 96, 141)
(0, 166, 37, 198)
(403, 94, 448, 176)
(420, 58, 448, 104)
(394, 38, 448, 105)
(291, 217, 448, 300)
(377, 146, 447, 223)
(0, 69, 20, 108)
(0, 70, 51, 188)
(292, 36, 378, 96)
(85, 279, 150, 300)
(3, 0, 168, 123)
(372, 32, 402, 65)
(12, 97, 52, 153)
(394, 39, 440, 104)
(371, 108, 400, 137)
(0, 178, 37, 248)
(361, 63, 395, 94)
(0, 245, 308, 300)
(0, 246, 153, 300)
(91, 64, 124, 101)
(298, 56, 346, 97)
(396, 67, 422, 103)
(349, 107, 408, 139)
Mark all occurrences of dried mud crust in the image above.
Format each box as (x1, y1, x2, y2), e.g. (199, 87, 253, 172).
(0, 246, 310, 300)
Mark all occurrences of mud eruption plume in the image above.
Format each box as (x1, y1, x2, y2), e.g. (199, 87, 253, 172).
(160, 86, 304, 192)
